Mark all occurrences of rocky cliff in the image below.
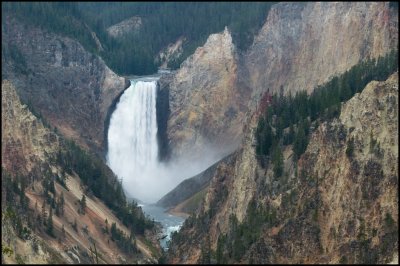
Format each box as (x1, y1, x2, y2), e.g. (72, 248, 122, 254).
(2, 16, 129, 155)
(2, 80, 160, 264)
(166, 72, 398, 263)
(106, 16, 142, 39)
(160, 2, 398, 162)
(2, 80, 60, 178)
(156, 155, 232, 212)
(246, 2, 398, 103)
(156, 37, 186, 69)
(159, 27, 249, 161)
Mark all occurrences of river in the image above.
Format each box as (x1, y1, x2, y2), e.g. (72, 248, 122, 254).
(140, 204, 185, 250)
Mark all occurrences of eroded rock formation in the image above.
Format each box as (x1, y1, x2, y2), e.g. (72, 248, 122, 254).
(167, 71, 398, 263)
(2, 16, 129, 155)
(160, 2, 398, 162)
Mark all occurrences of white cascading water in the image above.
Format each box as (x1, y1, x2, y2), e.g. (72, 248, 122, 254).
(107, 77, 223, 204)
(107, 77, 225, 246)
(107, 79, 159, 202)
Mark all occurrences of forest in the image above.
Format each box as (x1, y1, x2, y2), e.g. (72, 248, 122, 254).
(2, 2, 275, 75)
(255, 49, 399, 171)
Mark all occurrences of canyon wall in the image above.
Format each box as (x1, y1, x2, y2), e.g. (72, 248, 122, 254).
(246, 2, 398, 104)
(167, 71, 398, 264)
(159, 27, 249, 161)
(161, 2, 398, 161)
(2, 16, 129, 155)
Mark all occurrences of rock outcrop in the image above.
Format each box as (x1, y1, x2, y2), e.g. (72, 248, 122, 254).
(166, 73, 399, 264)
(246, 2, 398, 105)
(106, 16, 142, 38)
(1, 16, 129, 155)
(156, 36, 186, 69)
(2, 80, 60, 177)
(160, 27, 249, 161)
(156, 155, 232, 211)
(160, 2, 398, 163)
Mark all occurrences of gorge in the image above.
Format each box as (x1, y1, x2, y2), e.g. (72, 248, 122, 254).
(2, 2, 398, 264)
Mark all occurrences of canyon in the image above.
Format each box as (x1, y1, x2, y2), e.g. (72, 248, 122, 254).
(160, 2, 398, 162)
(1, 2, 398, 264)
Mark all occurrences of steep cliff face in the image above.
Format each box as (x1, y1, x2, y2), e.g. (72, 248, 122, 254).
(167, 73, 398, 263)
(156, 37, 186, 69)
(246, 2, 398, 105)
(2, 80, 160, 264)
(106, 16, 142, 39)
(2, 80, 60, 177)
(156, 155, 232, 212)
(160, 27, 249, 160)
(296, 72, 399, 263)
(161, 2, 397, 164)
(1, 16, 129, 155)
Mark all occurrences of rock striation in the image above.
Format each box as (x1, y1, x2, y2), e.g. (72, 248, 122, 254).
(1, 16, 129, 155)
(166, 72, 399, 264)
(106, 16, 142, 39)
(160, 27, 249, 161)
(2, 80, 60, 176)
(160, 2, 398, 162)
(246, 2, 398, 104)
(156, 36, 186, 69)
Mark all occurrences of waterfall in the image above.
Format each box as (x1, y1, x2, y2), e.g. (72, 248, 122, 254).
(107, 79, 159, 202)
(107, 78, 221, 204)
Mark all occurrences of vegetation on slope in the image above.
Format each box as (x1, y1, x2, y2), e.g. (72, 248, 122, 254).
(169, 51, 398, 264)
(255, 49, 399, 166)
(56, 139, 155, 235)
(2, 2, 99, 54)
(2, 2, 276, 75)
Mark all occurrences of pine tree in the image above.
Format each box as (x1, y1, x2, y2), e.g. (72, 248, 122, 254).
(199, 236, 211, 264)
(72, 218, 78, 232)
(49, 178, 55, 194)
(293, 121, 308, 159)
(216, 235, 226, 264)
(41, 200, 47, 226)
(59, 192, 65, 216)
(272, 145, 284, 178)
(47, 207, 54, 237)
(80, 194, 86, 214)
(55, 198, 60, 217)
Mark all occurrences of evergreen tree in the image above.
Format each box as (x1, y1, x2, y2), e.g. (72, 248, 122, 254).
(41, 200, 47, 226)
(55, 198, 60, 217)
(199, 235, 211, 264)
(293, 121, 308, 160)
(216, 235, 227, 264)
(59, 192, 65, 216)
(105, 218, 109, 234)
(47, 207, 54, 237)
(80, 194, 87, 214)
(272, 144, 284, 178)
(72, 218, 78, 232)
